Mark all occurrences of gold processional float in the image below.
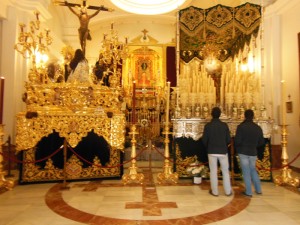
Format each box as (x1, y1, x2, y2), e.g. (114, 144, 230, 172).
(13, 11, 126, 184)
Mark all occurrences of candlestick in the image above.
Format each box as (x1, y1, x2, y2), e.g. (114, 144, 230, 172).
(165, 82, 170, 126)
(132, 81, 136, 124)
(281, 80, 286, 125)
(0, 77, 4, 124)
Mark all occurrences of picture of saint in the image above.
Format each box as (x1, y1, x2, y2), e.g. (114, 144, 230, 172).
(138, 62, 151, 87)
(139, 72, 151, 87)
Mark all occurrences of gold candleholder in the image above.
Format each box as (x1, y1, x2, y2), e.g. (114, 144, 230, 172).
(274, 125, 299, 187)
(122, 124, 144, 185)
(14, 11, 53, 84)
(0, 125, 15, 190)
(99, 23, 128, 88)
(157, 125, 178, 184)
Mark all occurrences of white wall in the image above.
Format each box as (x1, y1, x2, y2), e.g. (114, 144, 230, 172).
(279, 0, 300, 168)
(264, 0, 300, 168)
(0, 1, 65, 143)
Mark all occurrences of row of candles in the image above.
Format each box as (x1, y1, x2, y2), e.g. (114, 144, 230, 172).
(178, 62, 216, 106)
(220, 62, 261, 107)
(177, 59, 261, 110)
(179, 63, 216, 94)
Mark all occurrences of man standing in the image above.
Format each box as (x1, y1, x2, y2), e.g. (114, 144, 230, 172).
(235, 109, 265, 197)
(202, 107, 232, 196)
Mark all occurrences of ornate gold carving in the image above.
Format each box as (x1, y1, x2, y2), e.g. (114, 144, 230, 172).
(21, 146, 122, 183)
(257, 143, 271, 180)
(175, 146, 198, 177)
(16, 112, 125, 150)
(0, 125, 15, 190)
(22, 83, 123, 113)
(14, 11, 53, 84)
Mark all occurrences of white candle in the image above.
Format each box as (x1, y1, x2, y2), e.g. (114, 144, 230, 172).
(165, 82, 170, 126)
(132, 81, 136, 124)
(0, 77, 4, 124)
(281, 80, 286, 125)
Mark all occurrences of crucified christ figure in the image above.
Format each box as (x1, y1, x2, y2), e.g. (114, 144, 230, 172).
(61, 0, 112, 55)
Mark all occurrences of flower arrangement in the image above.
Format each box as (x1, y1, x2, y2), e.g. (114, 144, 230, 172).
(186, 160, 208, 177)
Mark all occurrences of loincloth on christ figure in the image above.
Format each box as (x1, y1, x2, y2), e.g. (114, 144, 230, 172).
(78, 28, 92, 41)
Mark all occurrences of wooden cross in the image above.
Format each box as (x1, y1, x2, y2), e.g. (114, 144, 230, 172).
(141, 29, 149, 40)
(53, 0, 113, 11)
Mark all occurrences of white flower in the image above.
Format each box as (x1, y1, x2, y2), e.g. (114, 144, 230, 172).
(186, 161, 207, 177)
(192, 167, 202, 175)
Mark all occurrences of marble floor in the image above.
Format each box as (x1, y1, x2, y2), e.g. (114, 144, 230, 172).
(0, 165, 300, 225)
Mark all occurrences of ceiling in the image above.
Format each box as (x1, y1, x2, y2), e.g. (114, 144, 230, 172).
(49, 0, 277, 61)
(53, 0, 277, 29)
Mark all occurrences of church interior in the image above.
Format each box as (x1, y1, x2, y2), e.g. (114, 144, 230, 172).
(0, 0, 300, 224)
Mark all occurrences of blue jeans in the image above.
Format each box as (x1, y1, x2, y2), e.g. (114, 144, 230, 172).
(208, 154, 232, 195)
(238, 154, 262, 195)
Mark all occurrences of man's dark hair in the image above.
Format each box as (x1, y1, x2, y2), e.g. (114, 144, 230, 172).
(244, 109, 254, 120)
(211, 107, 221, 118)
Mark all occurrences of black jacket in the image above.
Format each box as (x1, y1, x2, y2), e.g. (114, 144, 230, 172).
(234, 119, 265, 157)
(202, 118, 231, 154)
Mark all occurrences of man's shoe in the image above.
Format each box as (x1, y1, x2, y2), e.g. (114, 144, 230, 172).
(209, 190, 218, 197)
(225, 192, 233, 196)
(242, 192, 252, 197)
(255, 191, 262, 195)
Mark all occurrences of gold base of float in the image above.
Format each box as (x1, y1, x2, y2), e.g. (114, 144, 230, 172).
(0, 125, 15, 190)
(274, 125, 299, 187)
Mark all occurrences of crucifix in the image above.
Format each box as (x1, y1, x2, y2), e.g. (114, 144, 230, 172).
(53, 0, 114, 55)
(141, 28, 149, 40)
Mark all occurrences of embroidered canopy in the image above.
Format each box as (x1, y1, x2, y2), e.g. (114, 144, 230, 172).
(179, 3, 261, 63)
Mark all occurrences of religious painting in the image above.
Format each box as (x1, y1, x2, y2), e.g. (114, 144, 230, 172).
(133, 48, 158, 88)
(136, 57, 153, 87)
(286, 101, 293, 113)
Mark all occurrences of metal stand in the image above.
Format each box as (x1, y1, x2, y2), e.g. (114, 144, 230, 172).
(274, 125, 299, 187)
(60, 139, 70, 190)
(5, 136, 14, 178)
(157, 124, 178, 184)
(122, 124, 144, 184)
